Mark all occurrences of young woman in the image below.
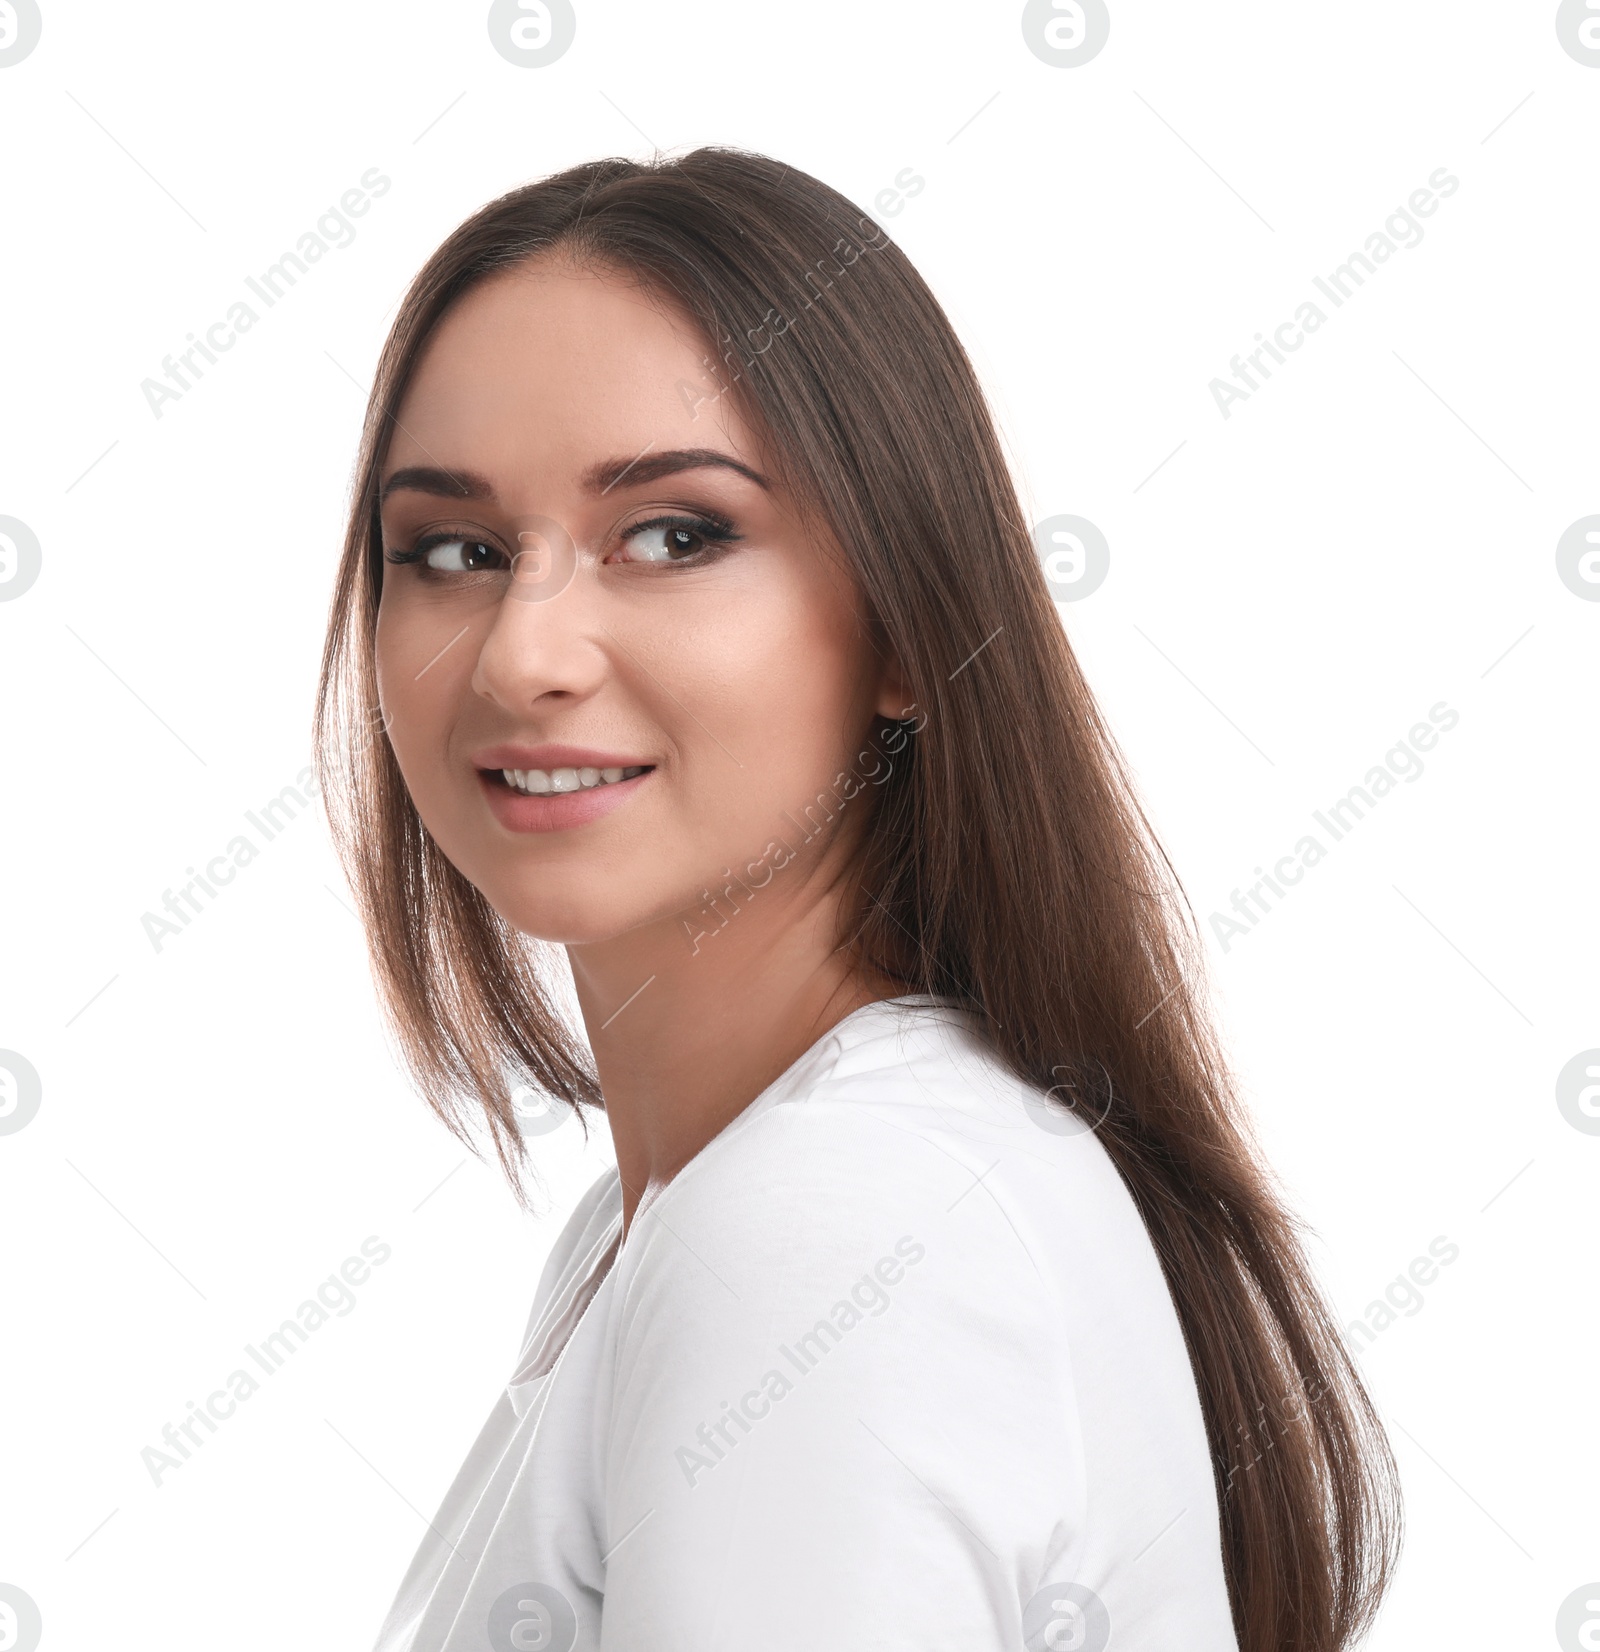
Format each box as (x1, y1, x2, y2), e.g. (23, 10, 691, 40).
(316, 147, 1402, 1652)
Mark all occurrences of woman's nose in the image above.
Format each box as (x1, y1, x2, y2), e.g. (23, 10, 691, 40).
(469, 518, 605, 712)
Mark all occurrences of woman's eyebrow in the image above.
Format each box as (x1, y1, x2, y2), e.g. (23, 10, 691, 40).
(378, 449, 769, 506)
(379, 466, 494, 503)
(583, 448, 771, 495)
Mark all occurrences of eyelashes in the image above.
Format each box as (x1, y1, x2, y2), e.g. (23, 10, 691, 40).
(383, 534, 499, 572)
(617, 511, 742, 565)
(382, 510, 743, 573)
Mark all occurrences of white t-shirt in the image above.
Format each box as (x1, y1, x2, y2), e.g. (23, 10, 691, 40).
(372, 995, 1240, 1652)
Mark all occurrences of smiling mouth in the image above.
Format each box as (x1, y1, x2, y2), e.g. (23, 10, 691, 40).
(494, 765, 654, 796)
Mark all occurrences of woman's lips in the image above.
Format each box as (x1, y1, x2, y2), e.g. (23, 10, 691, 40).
(477, 765, 654, 834)
(471, 743, 654, 773)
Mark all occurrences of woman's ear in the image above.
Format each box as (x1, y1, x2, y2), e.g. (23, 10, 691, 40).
(873, 644, 915, 722)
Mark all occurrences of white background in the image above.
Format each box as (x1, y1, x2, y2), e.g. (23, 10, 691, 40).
(1, 3, 1594, 1648)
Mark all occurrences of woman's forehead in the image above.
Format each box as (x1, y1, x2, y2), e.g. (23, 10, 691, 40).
(386, 266, 785, 511)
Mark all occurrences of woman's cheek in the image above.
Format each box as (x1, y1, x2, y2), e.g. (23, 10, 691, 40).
(375, 650, 456, 827)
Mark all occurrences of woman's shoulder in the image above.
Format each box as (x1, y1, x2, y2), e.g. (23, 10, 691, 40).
(610, 997, 1149, 1330)
(648, 996, 1134, 1243)
(594, 998, 1227, 1641)
(595, 1001, 1101, 1623)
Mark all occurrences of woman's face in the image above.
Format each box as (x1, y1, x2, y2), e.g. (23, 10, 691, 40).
(374, 256, 902, 945)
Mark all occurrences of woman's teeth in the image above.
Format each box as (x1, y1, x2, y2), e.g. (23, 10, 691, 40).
(501, 765, 649, 796)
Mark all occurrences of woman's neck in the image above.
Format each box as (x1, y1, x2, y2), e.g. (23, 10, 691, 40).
(566, 865, 897, 1238)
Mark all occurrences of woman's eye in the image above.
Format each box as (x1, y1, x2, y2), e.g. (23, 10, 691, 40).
(422, 538, 503, 572)
(615, 520, 727, 565)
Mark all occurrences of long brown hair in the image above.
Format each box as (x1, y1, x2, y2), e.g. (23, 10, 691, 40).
(315, 146, 1401, 1652)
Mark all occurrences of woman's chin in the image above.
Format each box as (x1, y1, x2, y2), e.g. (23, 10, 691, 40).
(494, 893, 678, 950)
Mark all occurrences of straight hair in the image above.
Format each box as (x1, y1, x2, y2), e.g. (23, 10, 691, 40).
(314, 145, 1402, 1652)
